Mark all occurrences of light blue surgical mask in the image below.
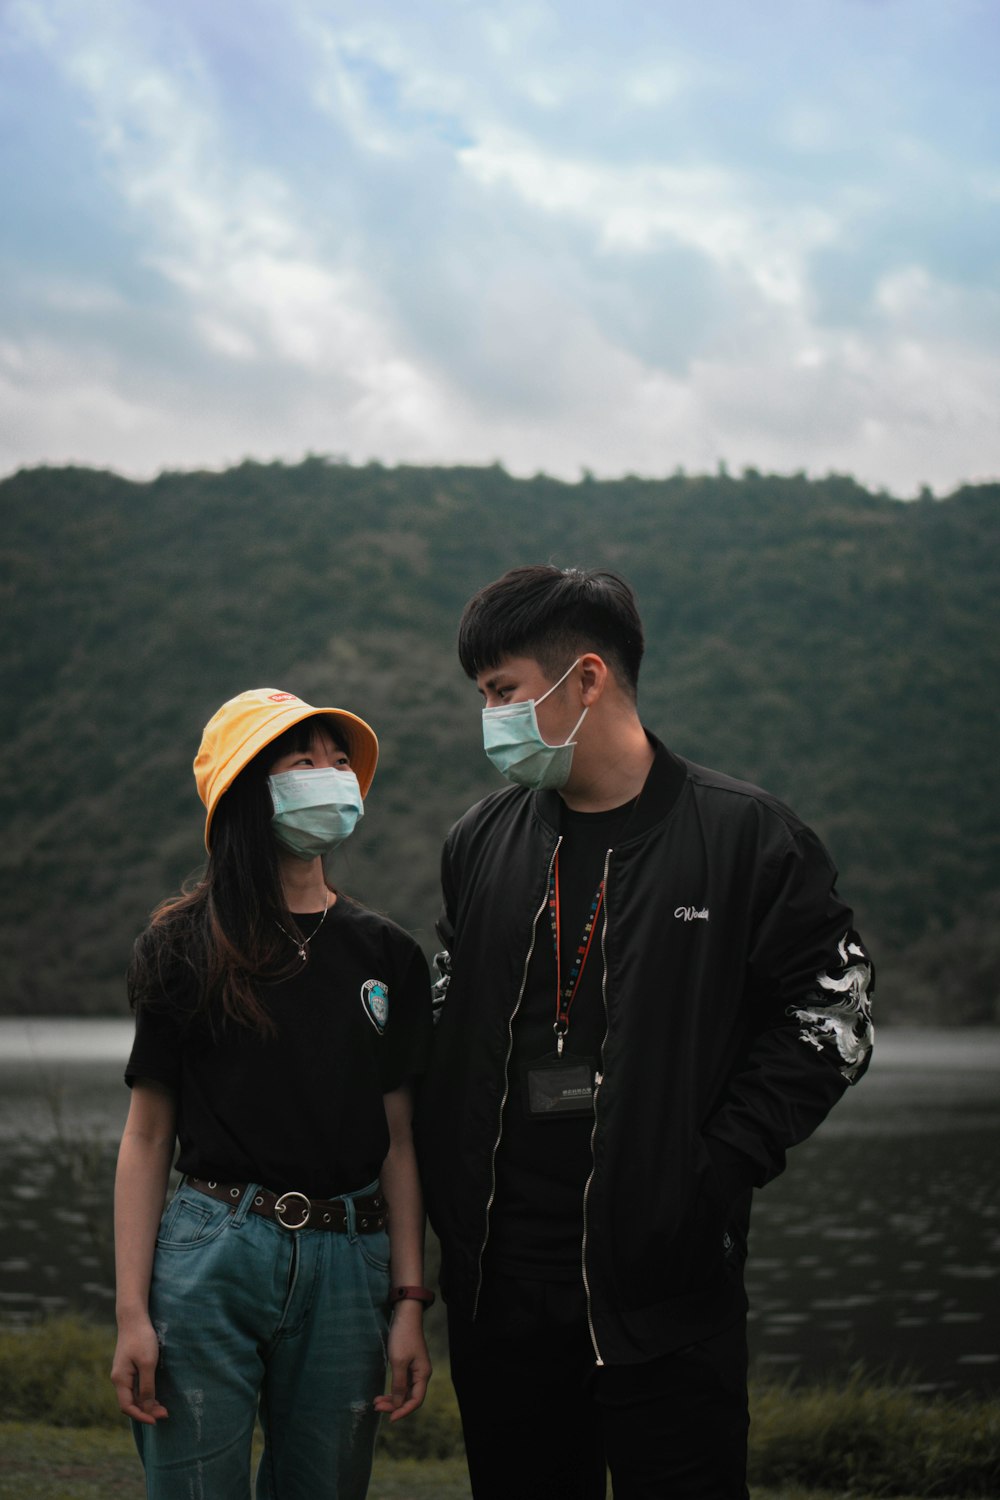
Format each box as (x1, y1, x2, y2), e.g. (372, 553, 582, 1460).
(481, 659, 588, 790)
(268, 767, 364, 859)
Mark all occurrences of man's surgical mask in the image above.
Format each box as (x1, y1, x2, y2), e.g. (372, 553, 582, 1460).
(268, 768, 364, 859)
(481, 659, 588, 791)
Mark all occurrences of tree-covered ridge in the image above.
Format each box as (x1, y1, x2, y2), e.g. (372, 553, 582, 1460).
(2, 460, 998, 1022)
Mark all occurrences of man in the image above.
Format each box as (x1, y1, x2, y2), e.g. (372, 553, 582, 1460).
(417, 565, 873, 1500)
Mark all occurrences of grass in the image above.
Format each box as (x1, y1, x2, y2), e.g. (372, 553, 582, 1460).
(0, 1427, 964, 1500)
(0, 1424, 141, 1500)
(0, 1427, 475, 1500)
(1, 1318, 997, 1497)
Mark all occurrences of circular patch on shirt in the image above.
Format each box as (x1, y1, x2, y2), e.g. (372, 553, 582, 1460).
(361, 978, 389, 1033)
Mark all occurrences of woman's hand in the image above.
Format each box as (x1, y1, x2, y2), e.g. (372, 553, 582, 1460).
(110, 1079, 176, 1426)
(374, 1300, 431, 1421)
(111, 1312, 169, 1425)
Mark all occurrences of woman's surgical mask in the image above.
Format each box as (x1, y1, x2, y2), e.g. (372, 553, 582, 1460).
(481, 659, 588, 790)
(268, 767, 364, 859)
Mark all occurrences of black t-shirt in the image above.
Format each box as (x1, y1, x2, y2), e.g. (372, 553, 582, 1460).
(125, 896, 432, 1198)
(486, 799, 636, 1279)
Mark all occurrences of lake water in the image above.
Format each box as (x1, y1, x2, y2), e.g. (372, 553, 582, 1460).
(0, 1020, 997, 1396)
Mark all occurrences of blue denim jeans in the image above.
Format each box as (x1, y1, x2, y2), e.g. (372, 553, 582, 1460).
(133, 1179, 389, 1499)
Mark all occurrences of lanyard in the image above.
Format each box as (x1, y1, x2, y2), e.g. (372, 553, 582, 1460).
(547, 848, 605, 1055)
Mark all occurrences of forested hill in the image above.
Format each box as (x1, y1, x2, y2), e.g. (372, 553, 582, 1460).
(2, 460, 998, 1023)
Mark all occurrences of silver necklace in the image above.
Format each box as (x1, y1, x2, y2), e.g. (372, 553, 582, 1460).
(275, 889, 331, 962)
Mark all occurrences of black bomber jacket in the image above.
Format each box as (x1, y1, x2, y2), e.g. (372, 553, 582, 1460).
(415, 737, 874, 1366)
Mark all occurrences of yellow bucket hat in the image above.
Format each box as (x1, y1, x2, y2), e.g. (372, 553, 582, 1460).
(194, 688, 379, 849)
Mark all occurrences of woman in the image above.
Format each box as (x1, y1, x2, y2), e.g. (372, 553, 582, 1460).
(111, 687, 434, 1499)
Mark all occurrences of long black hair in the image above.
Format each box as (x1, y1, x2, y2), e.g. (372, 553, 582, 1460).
(128, 715, 347, 1035)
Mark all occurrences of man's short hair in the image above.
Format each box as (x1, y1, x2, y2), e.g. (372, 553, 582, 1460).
(458, 565, 645, 698)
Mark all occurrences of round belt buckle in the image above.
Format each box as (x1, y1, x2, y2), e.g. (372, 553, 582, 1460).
(274, 1191, 311, 1230)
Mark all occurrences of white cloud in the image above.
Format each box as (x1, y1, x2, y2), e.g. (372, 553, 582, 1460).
(0, 335, 166, 465)
(1, 0, 998, 491)
(27, 275, 127, 316)
(458, 128, 839, 323)
(7, 0, 448, 435)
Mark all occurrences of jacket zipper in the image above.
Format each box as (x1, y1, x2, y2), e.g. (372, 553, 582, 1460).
(472, 835, 562, 1320)
(581, 847, 612, 1365)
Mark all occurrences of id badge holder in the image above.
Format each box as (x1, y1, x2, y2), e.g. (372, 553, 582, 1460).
(523, 1051, 596, 1119)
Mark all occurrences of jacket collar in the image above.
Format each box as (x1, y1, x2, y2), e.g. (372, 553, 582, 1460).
(534, 732, 687, 841)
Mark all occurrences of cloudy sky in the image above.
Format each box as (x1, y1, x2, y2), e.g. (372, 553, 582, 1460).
(2, 0, 998, 493)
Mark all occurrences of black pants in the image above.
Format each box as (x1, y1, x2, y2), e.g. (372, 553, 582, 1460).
(447, 1274, 749, 1500)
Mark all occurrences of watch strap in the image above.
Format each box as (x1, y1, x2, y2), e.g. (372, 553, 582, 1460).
(389, 1284, 435, 1308)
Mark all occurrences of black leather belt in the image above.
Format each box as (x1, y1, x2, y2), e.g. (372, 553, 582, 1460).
(186, 1177, 386, 1232)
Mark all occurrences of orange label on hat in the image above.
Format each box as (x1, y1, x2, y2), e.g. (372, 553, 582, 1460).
(267, 692, 298, 703)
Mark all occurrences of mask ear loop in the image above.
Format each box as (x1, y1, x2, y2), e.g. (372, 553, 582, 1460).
(563, 705, 588, 746)
(535, 657, 582, 709)
(534, 658, 587, 748)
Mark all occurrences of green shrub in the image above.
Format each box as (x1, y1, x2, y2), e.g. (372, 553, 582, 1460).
(0, 1315, 467, 1452)
(4, 1317, 1000, 1498)
(750, 1370, 1000, 1497)
(0, 1318, 121, 1427)
(376, 1374, 464, 1460)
